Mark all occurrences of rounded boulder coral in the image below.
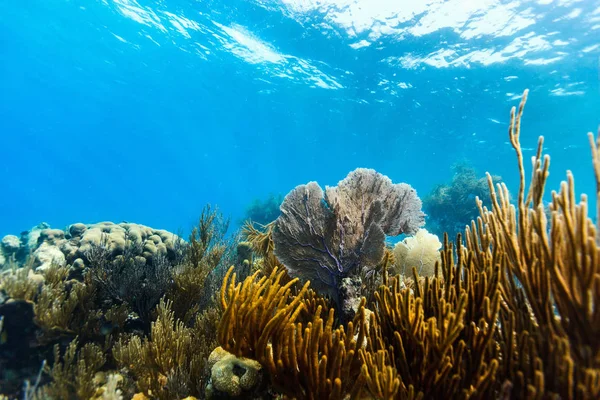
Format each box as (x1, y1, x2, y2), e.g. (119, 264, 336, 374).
(205, 347, 263, 399)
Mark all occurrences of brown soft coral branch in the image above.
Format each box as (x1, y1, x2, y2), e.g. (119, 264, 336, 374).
(218, 266, 309, 360)
(265, 304, 367, 400)
(468, 90, 600, 398)
(217, 265, 368, 400)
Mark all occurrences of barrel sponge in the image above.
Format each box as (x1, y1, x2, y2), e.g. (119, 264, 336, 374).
(392, 228, 442, 278)
(206, 347, 262, 398)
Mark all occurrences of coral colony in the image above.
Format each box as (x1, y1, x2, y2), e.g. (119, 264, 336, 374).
(1, 91, 599, 399)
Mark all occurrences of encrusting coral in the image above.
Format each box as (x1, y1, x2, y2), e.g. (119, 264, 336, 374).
(205, 346, 263, 399)
(0, 221, 186, 272)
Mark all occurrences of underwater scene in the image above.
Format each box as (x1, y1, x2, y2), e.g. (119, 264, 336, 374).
(1, 0, 600, 399)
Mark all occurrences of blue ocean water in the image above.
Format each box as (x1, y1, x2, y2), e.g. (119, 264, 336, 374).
(1, 0, 599, 237)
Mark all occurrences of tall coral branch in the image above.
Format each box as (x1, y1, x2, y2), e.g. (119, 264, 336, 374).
(468, 90, 600, 398)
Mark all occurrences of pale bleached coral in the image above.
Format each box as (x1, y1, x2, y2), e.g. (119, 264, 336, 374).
(392, 228, 442, 278)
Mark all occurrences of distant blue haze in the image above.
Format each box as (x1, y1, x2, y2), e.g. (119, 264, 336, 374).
(1, 0, 599, 237)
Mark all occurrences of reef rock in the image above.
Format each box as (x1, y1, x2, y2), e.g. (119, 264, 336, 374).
(22, 223, 50, 252)
(33, 242, 67, 270)
(0, 297, 40, 395)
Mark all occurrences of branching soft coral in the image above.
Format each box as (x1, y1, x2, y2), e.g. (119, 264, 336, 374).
(217, 266, 368, 400)
(241, 221, 288, 282)
(365, 241, 501, 399)
(361, 90, 600, 400)
(44, 339, 106, 399)
(113, 299, 217, 399)
(464, 90, 600, 399)
(217, 266, 309, 359)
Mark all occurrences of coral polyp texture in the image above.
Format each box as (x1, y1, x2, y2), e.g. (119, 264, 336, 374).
(272, 168, 424, 315)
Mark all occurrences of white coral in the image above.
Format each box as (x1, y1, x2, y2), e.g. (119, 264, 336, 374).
(393, 228, 442, 278)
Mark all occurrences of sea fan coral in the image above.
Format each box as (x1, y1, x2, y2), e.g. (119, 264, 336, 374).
(272, 168, 424, 316)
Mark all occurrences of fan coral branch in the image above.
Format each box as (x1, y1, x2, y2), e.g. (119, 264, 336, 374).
(272, 168, 424, 317)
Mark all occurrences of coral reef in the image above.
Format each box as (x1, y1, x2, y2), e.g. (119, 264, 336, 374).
(0, 221, 186, 272)
(423, 162, 503, 240)
(241, 193, 283, 226)
(0, 208, 232, 399)
(272, 168, 424, 319)
(1, 91, 599, 400)
(213, 91, 600, 400)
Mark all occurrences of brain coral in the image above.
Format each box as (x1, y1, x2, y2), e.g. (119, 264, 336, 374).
(205, 346, 263, 399)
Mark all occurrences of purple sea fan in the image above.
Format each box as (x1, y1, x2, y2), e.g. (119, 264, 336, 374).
(272, 168, 424, 301)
